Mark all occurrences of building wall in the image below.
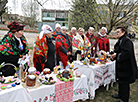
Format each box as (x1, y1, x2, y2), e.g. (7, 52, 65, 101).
(41, 9, 69, 31)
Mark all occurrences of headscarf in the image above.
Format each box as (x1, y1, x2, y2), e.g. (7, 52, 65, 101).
(89, 27, 94, 31)
(39, 24, 53, 39)
(71, 27, 76, 31)
(101, 27, 107, 33)
(7, 21, 25, 33)
(55, 23, 61, 29)
(61, 26, 68, 31)
(98, 27, 107, 37)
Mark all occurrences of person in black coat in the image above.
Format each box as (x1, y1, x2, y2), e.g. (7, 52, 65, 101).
(111, 26, 137, 102)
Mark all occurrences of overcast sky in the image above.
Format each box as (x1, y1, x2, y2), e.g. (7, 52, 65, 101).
(6, 0, 71, 16)
(6, 0, 134, 17)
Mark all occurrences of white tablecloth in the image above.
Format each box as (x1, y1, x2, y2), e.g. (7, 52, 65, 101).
(0, 85, 33, 102)
(73, 74, 89, 101)
(27, 74, 89, 102)
(74, 61, 116, 99)
(0, 73, 89, 102)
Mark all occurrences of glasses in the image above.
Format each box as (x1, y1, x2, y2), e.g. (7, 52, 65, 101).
(116, 31, 120, 34)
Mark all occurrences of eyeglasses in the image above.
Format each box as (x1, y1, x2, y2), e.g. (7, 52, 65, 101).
(116, 31, 120, 34)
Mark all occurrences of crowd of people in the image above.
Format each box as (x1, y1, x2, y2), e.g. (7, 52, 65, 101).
(0, 22, 137, 102)
(32, 23, 110, 70)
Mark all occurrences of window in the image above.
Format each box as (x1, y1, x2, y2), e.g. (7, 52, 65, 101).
(56, 12, 68, 18)
(42, 12, 55, 18)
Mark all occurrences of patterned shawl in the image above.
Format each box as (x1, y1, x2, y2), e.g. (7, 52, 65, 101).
(72, 33, 91, 55)
(55, 33, 72, 68)
(0, 31, 29, 56)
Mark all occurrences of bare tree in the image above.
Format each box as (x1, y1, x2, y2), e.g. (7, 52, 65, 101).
(34, 0, 49, 8)
(0, 0, 8, 17)
(21, 0, 39, 28)
(70, 0, 138, 34)
(0, 0, 8, 12)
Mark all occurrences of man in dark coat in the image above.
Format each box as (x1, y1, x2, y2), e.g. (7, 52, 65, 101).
(111, 26, 137, 102)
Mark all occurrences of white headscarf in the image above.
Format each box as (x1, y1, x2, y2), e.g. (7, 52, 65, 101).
(71, 27, 76, 31)
(61, 26, 68, 30)
(55, 23, 61, 29)
(98, 27, 107, 37)
(89, 27, 94, 31)
(39, 24, 53, 39)
(101, 27, 107, 33)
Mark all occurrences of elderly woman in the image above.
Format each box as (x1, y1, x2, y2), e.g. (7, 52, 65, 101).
(86, 27, 97, 57)
(0, 22, 29, 76)
(97, 27, 110, 52)
(52, 23, 61, 42)
(55, 26, 72, 69)
(72, 28, 91, 60)
(69, 27, 77, 37)
(69, 27, 77, 61)
(111, 26, 137, 102)
(33, 24, 55, 72)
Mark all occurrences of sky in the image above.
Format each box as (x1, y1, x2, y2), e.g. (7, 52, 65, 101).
(6, 0, 134, 19)
(6, 0, 71, 16)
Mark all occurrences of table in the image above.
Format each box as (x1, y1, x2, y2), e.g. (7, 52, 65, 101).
(0, 74, 89, 102)
(74, 61, 116, 99)
(0, 85, 33, 102)
(28, 74, 89, 102)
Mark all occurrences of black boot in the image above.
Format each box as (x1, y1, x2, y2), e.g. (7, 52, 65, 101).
(112, 94, 121, 99)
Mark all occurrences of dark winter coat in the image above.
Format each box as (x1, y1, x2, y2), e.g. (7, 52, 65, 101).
(114, 34, 137, 84)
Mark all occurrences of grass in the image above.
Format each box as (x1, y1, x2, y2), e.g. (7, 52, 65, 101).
(76, 79, 138, 102)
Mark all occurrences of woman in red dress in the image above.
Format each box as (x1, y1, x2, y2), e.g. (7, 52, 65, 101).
(97, 27, 110, 52)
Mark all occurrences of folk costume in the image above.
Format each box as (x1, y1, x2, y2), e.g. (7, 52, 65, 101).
(69, 27, 76, 62)
(69, 27, 77, 38)
(72, 32, 91, 60)
(52, 23, 61, 42)
(97, 32, 110, 52)
(0, 22, 29, 76)
(55, 31, 72, 69)
(86, 32, 97, 57)
(33, 25, 55, 72)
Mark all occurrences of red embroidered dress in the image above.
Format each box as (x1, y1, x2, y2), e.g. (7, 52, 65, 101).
(96, 34, 110, 52)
